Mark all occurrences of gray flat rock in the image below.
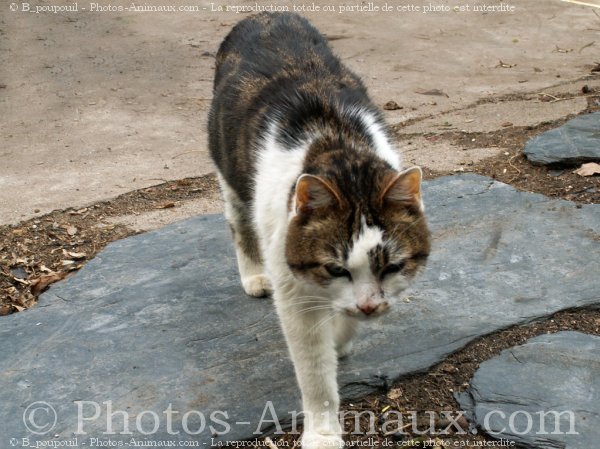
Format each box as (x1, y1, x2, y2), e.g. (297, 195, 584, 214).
(1, 174, 600, 445)
(456, 332, 600, 449)
(523, 112, 600, 165)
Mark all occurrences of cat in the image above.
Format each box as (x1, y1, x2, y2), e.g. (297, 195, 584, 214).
(208, 12, 430, 449)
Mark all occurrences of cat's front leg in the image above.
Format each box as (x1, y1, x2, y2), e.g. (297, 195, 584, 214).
(276, 300, 344, 449)
(333, 315, 358, 359)
(218, 174, 272, 297)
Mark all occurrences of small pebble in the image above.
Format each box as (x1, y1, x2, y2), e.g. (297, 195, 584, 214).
(457, 415, 469, 430)
(383, 100, 402, 111)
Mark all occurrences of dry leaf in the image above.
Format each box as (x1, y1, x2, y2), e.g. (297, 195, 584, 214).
(440, 363, 459, 373)
(66, 225, 78, 236)
(156, 202, 176, 209)
(30, 272, 68, 296)
(496, 60, 516, 68)
(62, 249, 86, 259)
(579, 41, 595, 54)
(387, 388, 403, 400)
(264, 437, 278, 449)
(16, 292, 33, 308)
(0, 304, 14, 316)
(415, 88, 449, 97)
(554, 45, 573, 53)
(325, 34, 347, 41)
(12, 277, 29, 286)
(573, 162, 600, 177)
(64, 263, 83, 272)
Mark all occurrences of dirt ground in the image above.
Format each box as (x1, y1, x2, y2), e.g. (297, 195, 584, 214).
(2, 0, 600, 447)
(2, 0, 600, 225)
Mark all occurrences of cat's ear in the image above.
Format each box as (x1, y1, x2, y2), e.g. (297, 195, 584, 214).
(380, 166, 424, 211)
(294, 174, 341, 215)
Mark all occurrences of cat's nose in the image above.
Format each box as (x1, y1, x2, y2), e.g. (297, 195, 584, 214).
(356, 300, 389, 316)
(357, 303, 377, 315)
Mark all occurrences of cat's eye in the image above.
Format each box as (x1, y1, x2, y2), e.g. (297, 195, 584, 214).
(381, 262, 405, 279)
(325, 264, 352, 280)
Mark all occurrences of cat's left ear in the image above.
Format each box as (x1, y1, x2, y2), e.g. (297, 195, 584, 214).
(380, 166, 424, 212)
(294, 174, 341, 215)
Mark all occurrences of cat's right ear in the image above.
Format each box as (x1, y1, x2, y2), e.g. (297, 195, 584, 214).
(294, 174, 341, 215)
(379, 166, 424, 212)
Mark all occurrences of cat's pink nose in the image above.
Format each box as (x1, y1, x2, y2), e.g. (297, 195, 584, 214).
(357, 303, 377, 315)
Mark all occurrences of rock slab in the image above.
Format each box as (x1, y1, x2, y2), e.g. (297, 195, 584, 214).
(523, 112, 600, 165)
(456, 332, 600, 449)
(1, 175, 600, 445)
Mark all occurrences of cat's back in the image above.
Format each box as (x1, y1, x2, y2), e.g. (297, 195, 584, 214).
(209, 12, 369, 203)
(213, 12, 337, 89)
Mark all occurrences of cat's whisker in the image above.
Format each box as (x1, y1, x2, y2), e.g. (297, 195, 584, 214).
(308, 311, 337, 334)
(292, 295, 329, 301)
(291, 300, 329, 305)
(290, 296, 331, 304)
(290, 298, 330, 306)
(391, 215, 426, 240)
(290, 298, 329, 304)
(290, 303, 330, 310)
(299, 304, 331, 311)
(292, 309, 329, 316)
(293, 306, 333, 316)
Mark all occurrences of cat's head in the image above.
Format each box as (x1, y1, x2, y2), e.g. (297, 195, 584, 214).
(286, 166, 430, 319)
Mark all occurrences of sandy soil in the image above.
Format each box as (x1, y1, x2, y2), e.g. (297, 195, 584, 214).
(2, 0, 600, 225)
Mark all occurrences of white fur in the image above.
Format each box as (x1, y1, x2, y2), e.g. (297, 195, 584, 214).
(347, 107, 401, 170)
(247, 117, 408, 449)
(344, 219, 385, 312)
(346, 217, 383, 272)
(253, 124, 309, 262)
(218, 174, 272, 297)
(253, 125, 343, 448)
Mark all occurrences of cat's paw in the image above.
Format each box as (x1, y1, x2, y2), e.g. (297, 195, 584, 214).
(301, 431, 344, 449)
(242, 274, 272, 297)
(336, 341, 353, 359)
